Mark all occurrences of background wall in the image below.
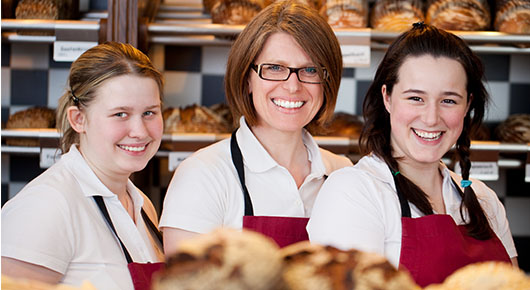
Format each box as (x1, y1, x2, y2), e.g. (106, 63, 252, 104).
(1, 41, 530, 270)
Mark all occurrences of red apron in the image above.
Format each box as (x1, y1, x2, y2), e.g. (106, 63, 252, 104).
(231, 131, 310, 248)
(94, 196, 164, 290)
(393, 176, 511, 287)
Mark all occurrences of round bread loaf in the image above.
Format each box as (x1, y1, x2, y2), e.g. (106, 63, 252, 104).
(163, 104, 232, 134)
(280, 241, 420, 290)
(5, 107, 56, 146)
(424, 261, 530, 290)
(323, 112, 363, 139)
(152, 228, 285, 290)
(495, 114, 530, 143)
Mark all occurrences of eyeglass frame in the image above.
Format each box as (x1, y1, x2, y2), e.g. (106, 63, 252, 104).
(250, 63, 328, 84)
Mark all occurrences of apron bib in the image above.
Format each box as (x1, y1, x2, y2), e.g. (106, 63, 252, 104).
(393, 175, 511, 287)
(230, 131, 310, 248)
(93, 196, 164, 290)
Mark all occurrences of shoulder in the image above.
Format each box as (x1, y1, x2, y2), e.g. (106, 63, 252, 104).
(318, 148, 353, 172)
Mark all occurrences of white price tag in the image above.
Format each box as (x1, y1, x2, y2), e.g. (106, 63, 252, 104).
(53, 41, 98, 62)
(455, 161, 499, 181)
(341, 45, 370, 67)
(525, 163, 530, 183)
(168, 152, 193, 172)
(40, 148, 62, 169)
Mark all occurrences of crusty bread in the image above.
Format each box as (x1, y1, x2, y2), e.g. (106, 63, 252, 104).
(323, 112, 363, 139)
(322, 0, 368, 28)
(280, 241, 420, 290)
(152, 228, 285, 290)
(424, 261, 530, 290)
(370, 0, 424, 32)
(163, 104, 232, 134)
(5, 107, 56, 146)
(426, 0, 491, 31)
(495, 114, 530, 143)
(210, 0, 265, 25)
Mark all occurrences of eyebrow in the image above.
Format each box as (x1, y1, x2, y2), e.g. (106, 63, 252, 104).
(402, 89, 465, 99)
(110, 104, 161, 111)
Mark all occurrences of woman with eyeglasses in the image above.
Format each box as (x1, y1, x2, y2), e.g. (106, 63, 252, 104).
(160, 0, 352, 256)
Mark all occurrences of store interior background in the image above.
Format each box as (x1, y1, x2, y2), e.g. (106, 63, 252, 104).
(1, 0, 530, 272)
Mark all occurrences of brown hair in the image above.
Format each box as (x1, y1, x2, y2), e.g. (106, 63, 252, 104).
(56, 42, 164, 153)
(225, 0, 342, 134)
(360, 23, 492, 240)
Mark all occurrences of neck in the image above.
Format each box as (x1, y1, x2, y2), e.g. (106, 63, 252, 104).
(397, 160, 442, 196)
(79, 148, 130, 197)
(251, 125, 306, 168)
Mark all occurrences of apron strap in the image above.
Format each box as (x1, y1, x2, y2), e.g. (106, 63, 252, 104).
(93, 196, 133, 263)
(230, 130, 254, 216)
(391, 170, 412, 218)
(141, 209, 163, 245)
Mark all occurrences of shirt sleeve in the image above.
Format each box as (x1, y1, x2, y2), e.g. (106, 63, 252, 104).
(307, 168, 388, 255)
(1, 184, 74, 274)
(159, 153, 231, 233)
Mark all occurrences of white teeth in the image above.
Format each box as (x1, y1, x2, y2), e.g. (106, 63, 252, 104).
(273, 99, 304, 109)
(119, 145, 146, 152)
(413, 129, 442, 140)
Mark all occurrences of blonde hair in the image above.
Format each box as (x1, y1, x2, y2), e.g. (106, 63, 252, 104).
(56, 42, 163, 153)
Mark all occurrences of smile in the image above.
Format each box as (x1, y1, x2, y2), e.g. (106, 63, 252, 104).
(118, 144, 147, 152)
(272, 98, 305, 109)
(412, 129, 443, 141)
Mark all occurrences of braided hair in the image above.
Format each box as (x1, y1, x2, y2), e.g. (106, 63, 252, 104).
(359, 23, 492, 240)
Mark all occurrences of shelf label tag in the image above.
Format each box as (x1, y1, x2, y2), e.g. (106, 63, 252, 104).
(168, 152, 193, 171)
(526, 151, 530, 183)
(454, 146, 499, 181)
(53, 41, 98, 62)
(40, 148, 62, 169)
(524, 151, 530, 182)
(337, 29, 371, 67)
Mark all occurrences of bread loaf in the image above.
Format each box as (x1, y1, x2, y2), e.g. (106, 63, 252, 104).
(210, 0, 265, 25)
(5, 107, 56, 146)
(163, 104, 232, 134)
(495, 114, 530, 143)
(322, 0, 368, 28)
(494, 0, 530, 35)
(426, 0, 491, 31)
(371, 0, 424, 32)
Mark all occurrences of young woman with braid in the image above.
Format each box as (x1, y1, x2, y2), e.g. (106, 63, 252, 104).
(307, 23, 517, 287)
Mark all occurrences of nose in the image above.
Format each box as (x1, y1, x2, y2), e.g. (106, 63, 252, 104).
(282, 70, 302, 93)
(422, 102, 440, 126)
(129, 116, 149, 139)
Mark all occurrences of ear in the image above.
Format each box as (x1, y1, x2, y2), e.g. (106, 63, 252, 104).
(67, 106, 86, 133)
(382, 84, 391, 113)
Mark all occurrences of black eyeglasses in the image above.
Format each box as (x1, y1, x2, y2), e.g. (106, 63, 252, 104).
(250, 63, 327, 84)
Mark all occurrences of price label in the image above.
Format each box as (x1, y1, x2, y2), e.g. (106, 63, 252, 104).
(337, 29, 371, 68)
(526, 151, 530, 183)
(168, 152, 193, 171)
(40, 148, 62, 168)
(53, 41, 98, 62)
(454, 143, 500, 181)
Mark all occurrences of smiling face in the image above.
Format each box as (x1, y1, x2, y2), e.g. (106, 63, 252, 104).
(383, 55, 470, 166)
(75, 74, 163, 178)
(248, 32, 324, 133)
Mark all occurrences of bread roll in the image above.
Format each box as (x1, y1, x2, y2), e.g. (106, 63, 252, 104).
(495, 114, 530, 143)
(323, 112, 363, 139)
(371, 0, 424, 32)
(152, 228, 285, 290)
(5, 107, 56, 146)
(426, 0, 491, 31)
(210, 0, 265, 25)
(280, 241, 420, 290)
(322, 0, 368, 28)
(494, 0, 530, 35)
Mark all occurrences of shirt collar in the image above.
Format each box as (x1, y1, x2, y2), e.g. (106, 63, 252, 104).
(63, 145, 144, 208)
(236, 116, 327, 176)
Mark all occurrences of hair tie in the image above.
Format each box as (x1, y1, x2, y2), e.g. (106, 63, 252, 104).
(392, 170, 400, 176)
(461, 180, 472, 188)
(412, 21, 425, 29)
(71, 88, 79, 105)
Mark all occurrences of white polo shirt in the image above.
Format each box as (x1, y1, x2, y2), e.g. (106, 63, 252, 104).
(307, 154, 517, 268)
(1, 145, 163, 290)
(159, 117, 352, 233)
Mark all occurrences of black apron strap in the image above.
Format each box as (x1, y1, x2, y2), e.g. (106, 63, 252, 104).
(391, 171, 412, 218)
(93, 196, 133, 263)
(230, 130, 254, 216)
(141, 209, 163, 245)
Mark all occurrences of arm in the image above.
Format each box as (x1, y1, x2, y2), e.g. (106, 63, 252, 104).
(162, 227, 201, 258)
(2, 257, 63, 284)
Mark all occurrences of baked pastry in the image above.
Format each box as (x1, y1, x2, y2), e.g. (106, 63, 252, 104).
(5, 107, 56, 146)
(163, 104, 232, 134)
(322, 0, 368, 28)
(426, 0, 491, 31)
(424, 261, 530, 290)
(280, 241, 419, 290)
(323, 112, 363, 139)
(152, 228, 284, 290)
(495, 114, 530, 143)
(494, 0, 530, 35)
(370, 0, 424, 32)
(210, 0, 265, 25)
